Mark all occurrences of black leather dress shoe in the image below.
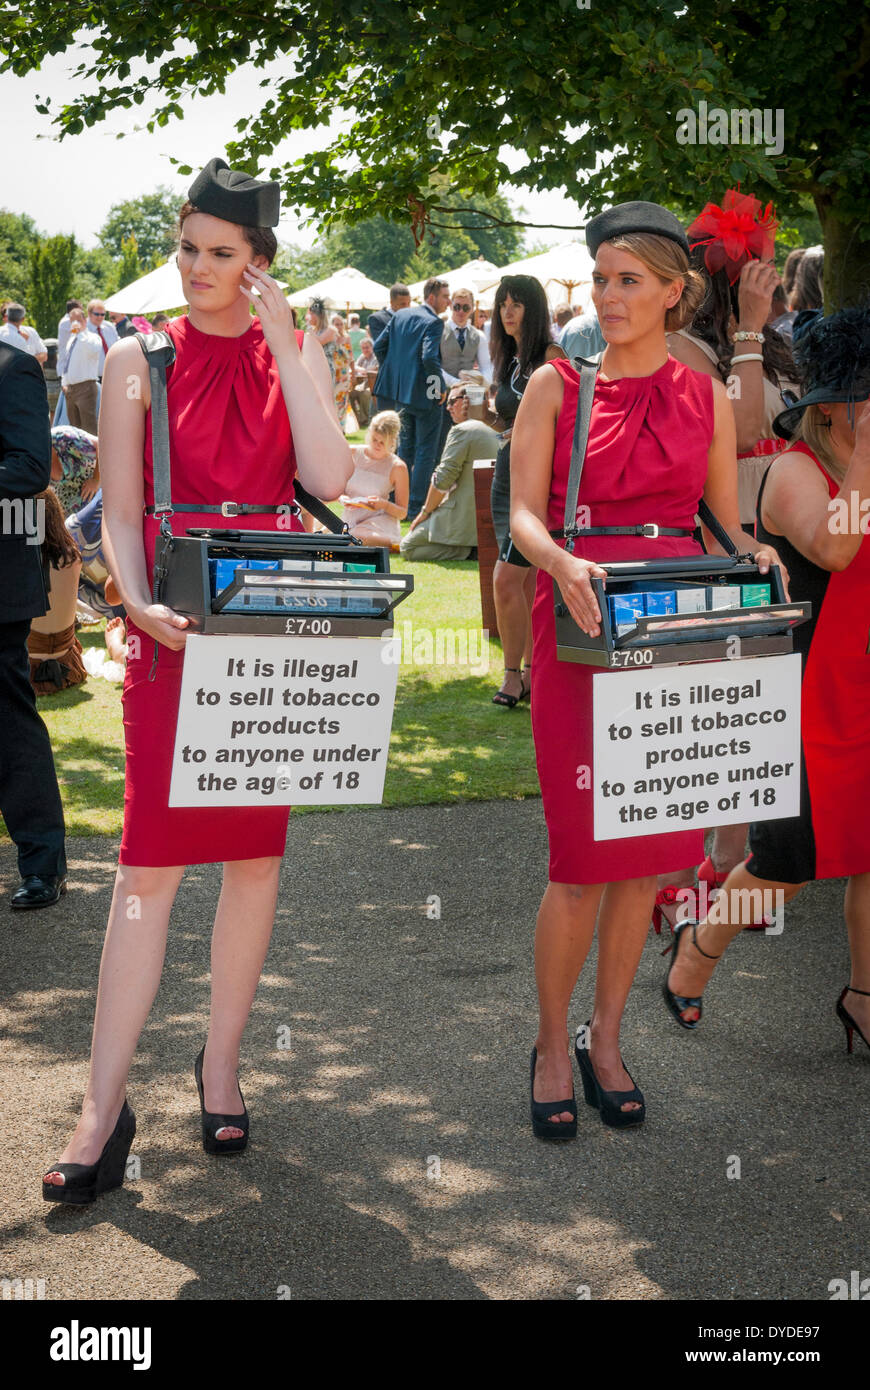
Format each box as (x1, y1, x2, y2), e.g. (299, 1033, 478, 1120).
(10, 875, 67, 910)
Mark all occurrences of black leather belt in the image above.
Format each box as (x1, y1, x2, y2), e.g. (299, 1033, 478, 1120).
(549, 524, 695, 539)
(144, 503, 290, 517)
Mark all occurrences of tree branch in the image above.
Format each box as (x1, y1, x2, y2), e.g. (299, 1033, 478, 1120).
(430, 204, 585, 231)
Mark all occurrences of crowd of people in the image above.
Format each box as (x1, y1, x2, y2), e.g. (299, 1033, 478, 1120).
(0, 155, 866, 1206)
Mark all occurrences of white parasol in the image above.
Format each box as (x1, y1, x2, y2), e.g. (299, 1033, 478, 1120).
(285, 266, 392, 312)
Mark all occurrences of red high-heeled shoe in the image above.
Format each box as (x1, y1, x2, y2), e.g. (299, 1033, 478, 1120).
(698, 855, 771, 930)
(651, 883, 685, 936)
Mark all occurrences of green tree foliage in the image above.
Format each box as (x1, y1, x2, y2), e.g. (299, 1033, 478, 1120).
(98, 186, 181, 263)
(278, 192, 523, 292)
(0, 206, 134, 323)
(28, 234, 77, 336)
(73, 245, 119, 306)
(115, 233, 143, 291)
(0, 209, 41, 304)
(5, 2, 868, 306)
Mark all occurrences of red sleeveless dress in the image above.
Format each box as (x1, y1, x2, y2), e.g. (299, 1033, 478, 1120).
(531, 356, 713, 883)
(748, 442, 870, 881)
(801, 451, 870, 877)
(119, 316, 305, 866)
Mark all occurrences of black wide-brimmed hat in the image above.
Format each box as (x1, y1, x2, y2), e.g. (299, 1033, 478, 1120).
(188, 157, 280, 228)
(585, 201, 690, 258)
(773, 304, 870, 439)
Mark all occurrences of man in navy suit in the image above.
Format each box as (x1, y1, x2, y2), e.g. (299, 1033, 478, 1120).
(373, 278, 450, 514)
(368, 283, 411, 414)
(0, 343, 67, 908)
(368, 285, 411, 364)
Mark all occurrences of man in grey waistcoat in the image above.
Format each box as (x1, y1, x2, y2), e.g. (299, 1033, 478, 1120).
(437, 287, 491, 456)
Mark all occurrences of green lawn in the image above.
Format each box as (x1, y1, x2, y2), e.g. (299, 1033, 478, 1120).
(16, 545, 539, 838)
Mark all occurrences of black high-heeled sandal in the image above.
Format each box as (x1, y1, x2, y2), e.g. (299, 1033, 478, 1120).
(836, 986, 870, 1055)
(42, 1100, 136, 1205)
(662, 919, 720, 1031)
(574, 1026, 645, 1128)
(194, 1045, 249, 1154)
(517, 664, 531, 704)
(529, 1047, 577, 1139)
(492, 668, 524, 709)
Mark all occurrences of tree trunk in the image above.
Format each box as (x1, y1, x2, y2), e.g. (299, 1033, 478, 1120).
(814, 199, 870, 312)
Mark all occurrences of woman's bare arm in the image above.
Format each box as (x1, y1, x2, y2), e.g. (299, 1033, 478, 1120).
(99, 337, 190, 649)
(243, 269, 352, 500)
(701, 379, 786, 583)
(762, 400, 870, 572)
(509, 364, 608, 636)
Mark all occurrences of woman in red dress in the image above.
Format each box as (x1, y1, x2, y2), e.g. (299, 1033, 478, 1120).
(510, 202, 783, 1138)
(43, 159, 352, 1203)
(663, 308, 870, 1052)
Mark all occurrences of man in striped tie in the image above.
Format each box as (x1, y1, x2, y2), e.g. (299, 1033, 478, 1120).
(60, 301, 118, 433)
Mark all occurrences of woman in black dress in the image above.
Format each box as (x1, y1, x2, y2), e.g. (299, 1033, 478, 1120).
(489, 276, 564, 707)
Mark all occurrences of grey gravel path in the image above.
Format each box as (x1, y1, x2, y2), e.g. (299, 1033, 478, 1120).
(1, 800, 867, 1300)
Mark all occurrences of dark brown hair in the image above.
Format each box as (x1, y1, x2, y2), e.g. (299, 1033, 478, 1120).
(781, 247, 806, 299)
(791, 250, 823, 312)
(490, 275, 553, 383)
(40, 489, 80, 569)
(177, 201, 277, 265)
(686, 246, 796, 388)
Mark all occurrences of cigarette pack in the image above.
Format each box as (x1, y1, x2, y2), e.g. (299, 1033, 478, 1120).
(676, 587, 708, 613)
(609, 592, 646, 634)
(644, 590, 677, 616)
(709, 585, 741, 609)
(741, 583, 771, 607)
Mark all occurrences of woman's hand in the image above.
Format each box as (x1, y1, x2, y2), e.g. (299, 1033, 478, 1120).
(241, 264, 299, 361)
(365, 494, 385, 510)
(128, 602, 190, 651)
(752, 542, 790, 595)
(736, 260, 781, 334)
(552, 550, 609, 636)
(80, 475, 100, 503)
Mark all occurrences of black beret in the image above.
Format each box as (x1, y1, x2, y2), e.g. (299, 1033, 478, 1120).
(188, 157, 280, 228)
(586, 201, 690, 258)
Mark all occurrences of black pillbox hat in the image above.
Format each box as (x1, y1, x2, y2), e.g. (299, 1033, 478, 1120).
(188, 157, 280, 228)
(586, 202, 690, 258)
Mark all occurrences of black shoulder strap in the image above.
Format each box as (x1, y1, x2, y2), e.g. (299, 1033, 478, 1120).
(697, 498, 739, 558)
(135, 330, 176, 519)
(293, 479, 351, 536)
(562, 356, 741, 560)
(562, 360, 598, 553)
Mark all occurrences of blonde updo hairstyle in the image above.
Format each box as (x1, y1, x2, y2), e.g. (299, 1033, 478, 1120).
(601, 232, 706, 332)
(367, 410, 401, 451)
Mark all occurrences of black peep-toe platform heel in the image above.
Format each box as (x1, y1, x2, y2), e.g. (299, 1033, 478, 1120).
(42, 1101, 136, 1205)
(194, 1045, 249, 1155)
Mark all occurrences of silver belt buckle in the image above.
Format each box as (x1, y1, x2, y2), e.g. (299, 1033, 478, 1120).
(221, 501, 240, 517)
(641, 523, 659, 538)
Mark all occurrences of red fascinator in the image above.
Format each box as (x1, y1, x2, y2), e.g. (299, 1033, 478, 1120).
(687, 188, 779, 285)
